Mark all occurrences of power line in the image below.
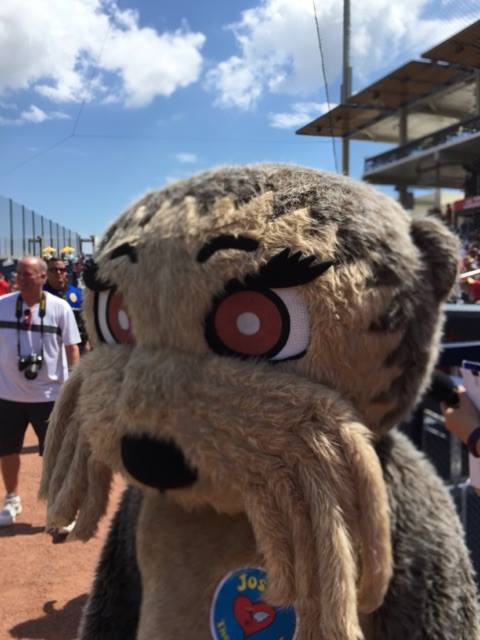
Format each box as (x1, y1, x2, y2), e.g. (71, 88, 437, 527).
(72, 132, 332, 145)
(0, 10, 113, 179)
(312, 0, 339, 173)
(11, 7, 476, 178)
(0, 130, 330, 179)
(71, 16, 112, 136)
(0, 135, 73, 178)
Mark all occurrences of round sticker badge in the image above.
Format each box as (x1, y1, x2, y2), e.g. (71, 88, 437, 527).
(69, 292, 78, 303)
(210, 567, 297, 640)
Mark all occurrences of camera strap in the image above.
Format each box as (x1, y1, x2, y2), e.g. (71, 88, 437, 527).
(16, 293, 46, 359)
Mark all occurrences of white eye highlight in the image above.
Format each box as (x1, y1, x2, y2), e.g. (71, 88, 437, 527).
(236, 312, 261, 336)
(118, 309, 130, 331)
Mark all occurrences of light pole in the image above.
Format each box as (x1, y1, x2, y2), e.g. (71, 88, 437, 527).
(342, 0, 351, 175)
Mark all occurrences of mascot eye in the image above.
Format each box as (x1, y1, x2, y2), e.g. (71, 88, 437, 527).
(205, 287, 309, 361)
(95, 289, 135, 345)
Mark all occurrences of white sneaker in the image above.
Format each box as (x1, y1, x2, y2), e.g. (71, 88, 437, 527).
(0, 495, 22, 526)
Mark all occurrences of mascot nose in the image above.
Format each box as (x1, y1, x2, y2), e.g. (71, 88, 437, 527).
(121, 435, 198, 490)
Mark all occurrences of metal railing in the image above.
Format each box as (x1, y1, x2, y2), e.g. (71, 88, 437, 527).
(0, 195, 82, 259)
(364, 115, 480, 175)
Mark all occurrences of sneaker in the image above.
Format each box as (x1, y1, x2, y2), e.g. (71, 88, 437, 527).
(0, 495, 22, 526)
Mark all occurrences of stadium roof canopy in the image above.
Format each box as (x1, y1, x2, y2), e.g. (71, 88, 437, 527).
(423, 20, 480, 68)
(297, 20, 480, 145)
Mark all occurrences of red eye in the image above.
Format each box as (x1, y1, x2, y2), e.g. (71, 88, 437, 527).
(207, 289, 289, 358)
(95, 289, 135, 345)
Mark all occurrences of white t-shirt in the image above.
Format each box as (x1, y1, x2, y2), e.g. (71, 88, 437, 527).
(0, 291, 81, 402)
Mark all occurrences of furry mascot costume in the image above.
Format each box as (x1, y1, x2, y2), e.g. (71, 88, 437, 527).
(40, 165, 479, 640)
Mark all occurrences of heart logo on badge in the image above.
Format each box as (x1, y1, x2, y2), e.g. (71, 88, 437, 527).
(210, 568, 297, 640)
(233, 595, 276, 636)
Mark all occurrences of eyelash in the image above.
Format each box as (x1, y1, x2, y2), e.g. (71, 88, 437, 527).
(225, 248, 334, 293)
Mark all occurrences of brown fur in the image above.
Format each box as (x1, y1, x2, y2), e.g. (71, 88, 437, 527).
(42, 346, 391, 638)
(40, 165, 468, 639)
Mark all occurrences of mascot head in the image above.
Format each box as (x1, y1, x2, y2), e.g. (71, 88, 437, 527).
(41, 164, 458, 639)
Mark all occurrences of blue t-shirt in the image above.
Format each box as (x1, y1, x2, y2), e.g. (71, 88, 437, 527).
(44, 283, 83, 310)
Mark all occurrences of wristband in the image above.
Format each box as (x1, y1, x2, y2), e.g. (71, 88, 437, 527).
(467, 427, 480, 458)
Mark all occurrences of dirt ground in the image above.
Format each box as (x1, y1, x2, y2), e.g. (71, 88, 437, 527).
(0, 428, 125, 640)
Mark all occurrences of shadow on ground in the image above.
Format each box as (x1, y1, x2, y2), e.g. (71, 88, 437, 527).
(0, 523, 45, 538)
(9, 595, 87, 639)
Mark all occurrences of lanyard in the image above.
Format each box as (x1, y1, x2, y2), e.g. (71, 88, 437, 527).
(15, 293, 46, 358)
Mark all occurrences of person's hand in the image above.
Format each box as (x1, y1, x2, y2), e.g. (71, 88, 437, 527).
(443, 387, 480, 446)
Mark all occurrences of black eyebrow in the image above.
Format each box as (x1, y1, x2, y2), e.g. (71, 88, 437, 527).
(110, 243, 138, 263)
(197, 235, 259, 263)
(83, 259, 112, 292)
(226, 248, 334, 291)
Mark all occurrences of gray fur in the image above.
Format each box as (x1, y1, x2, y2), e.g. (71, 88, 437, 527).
(370, 431, 479, 639)
(78, 488, 143, 640)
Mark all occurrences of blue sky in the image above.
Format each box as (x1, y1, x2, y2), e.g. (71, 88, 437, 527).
(0, 0, 478, 238)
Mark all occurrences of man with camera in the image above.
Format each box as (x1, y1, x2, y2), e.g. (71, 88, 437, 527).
(0, 256, 80, 526)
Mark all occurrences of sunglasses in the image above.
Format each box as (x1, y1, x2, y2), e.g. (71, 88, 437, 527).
(48, 268, 67, 274)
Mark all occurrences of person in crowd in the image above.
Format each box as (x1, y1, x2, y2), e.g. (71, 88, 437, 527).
(0, 256, 80, 527)
(9, 272, 18, 292)
(427, 206, 442, 219)
(71, 258, 85, 288)
(0, 272, 9, 296)
(467, 245, 479, 267)
(469, 279, 480, 303)
(444, 388, 480, 457)
(44, 257, 83, 310)
(461, 255, 474, 272)
(445, 203, 453, 227)
(44, 257, 89, 352)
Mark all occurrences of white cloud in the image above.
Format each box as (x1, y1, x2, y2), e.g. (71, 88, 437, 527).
(0, 0, 206, 109)
(0, 104, 70, 126)
(175, 152, 198, 163)
(21, 105, 51, 123)
(206, 56, 263, 110)
(207, 0, 477, 110)
(101, 27, 205, 107)
(269, 102, 331, 129)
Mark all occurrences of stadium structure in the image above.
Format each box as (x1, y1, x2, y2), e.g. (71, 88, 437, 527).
(298, 20, 480, 226)
(299, 20, 480, 582)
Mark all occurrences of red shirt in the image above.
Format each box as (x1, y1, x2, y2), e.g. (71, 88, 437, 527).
(469, 279, 480, 302)
(0, 279, 9, 296)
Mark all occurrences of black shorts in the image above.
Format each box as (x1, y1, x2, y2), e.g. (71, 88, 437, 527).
(0, 398, 55, 457)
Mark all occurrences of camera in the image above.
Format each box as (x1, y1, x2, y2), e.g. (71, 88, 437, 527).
(18, 354, 43, 380)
